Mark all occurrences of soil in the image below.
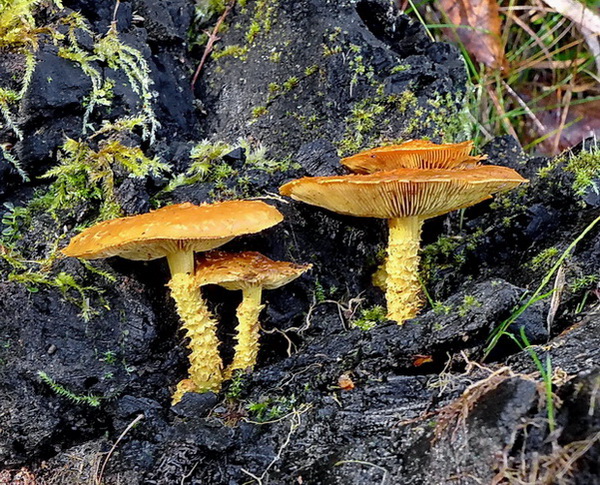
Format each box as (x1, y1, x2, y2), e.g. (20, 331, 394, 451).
(0, 1, 599, 484)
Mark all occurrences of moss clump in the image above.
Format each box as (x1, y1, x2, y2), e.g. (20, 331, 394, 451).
(0, 118, 165, 318)
(338, 90, 418, 156)
(527, 247, 559, 271)
(210, 0, 279, 63)
(0, 0, 64, 49)
(40, 136, 169, 220)
(352, 305, 387, 331)
(212, 44, 250, 61)
(93, 27, 159, 142)
(420, 235, 465, 280)
(158, 139, 298, 201)
(251, 105, 268, 118)
(457, 295, 482, 317)
(563, 149, 600, 197)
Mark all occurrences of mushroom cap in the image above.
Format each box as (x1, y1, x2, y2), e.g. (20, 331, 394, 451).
(195, 251, 311, 290)
(341, 140, 486, 173)
(279, 166, 527, 220)
(62, 201, 284, 261)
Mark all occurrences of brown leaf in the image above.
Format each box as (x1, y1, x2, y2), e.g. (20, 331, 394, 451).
(436, 0, 507, 70)
(522, 91, 600, 155)
(413, 354, 433, 367)
(337, 373, 355, 391)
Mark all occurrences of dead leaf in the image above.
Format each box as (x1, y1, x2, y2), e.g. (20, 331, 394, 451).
(337, 373, 355, 391)
(523, 91, 600, 155)
(413, 354, 434, 366)
(436, 0, 507, 70)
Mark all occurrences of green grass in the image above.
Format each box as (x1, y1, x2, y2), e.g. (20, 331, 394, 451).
(484, 213, 600, 359)
(406, 0, 600, 154)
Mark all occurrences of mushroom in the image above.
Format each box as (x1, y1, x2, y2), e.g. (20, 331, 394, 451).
(62, 201, 283, 402)
(341, 140, 486, 173)
(280, 166, 527, 324)
(194, 251, 311, 378)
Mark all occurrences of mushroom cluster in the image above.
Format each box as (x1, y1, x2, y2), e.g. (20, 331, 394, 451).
(62, 201, 310, 404)
(280, 140, 528, 325)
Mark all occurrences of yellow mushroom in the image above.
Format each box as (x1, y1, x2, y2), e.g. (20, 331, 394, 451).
(341, 140, 486, 173)
(61, 201, 283, 403)
(194, 251, 311, 379)
(280, 166, 527, 325)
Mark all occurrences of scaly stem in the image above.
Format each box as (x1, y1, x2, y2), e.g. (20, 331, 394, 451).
(224, 286, 263, 379)
(386, 217, 423, 325)
(167, 251, 223, 404)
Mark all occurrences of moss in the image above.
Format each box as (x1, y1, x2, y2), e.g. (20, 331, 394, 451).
(39, 136, 169, 220)
(38, 371, 101, 407)
(93, 27, 159, 142)
(338, 90, 419, 156)
(251, 105, 268, 118)
(570, 274, 600, 293)
(157, 138, 298, 201)
(457, 295, 482, 317)
(390, 64, 411, 73)
(211, 0, 279, 64)
(562, 148, 600, 197)
(420, 234, 465, 281)
(352, 305, 387, 331)
(246, 394, 297, 422)
(0, 0, 64, 49)
(269, 50, 282, 63)
(212, 44, 250, 61)
(282, 76, 299, 91)
(528, 247, 559, 271)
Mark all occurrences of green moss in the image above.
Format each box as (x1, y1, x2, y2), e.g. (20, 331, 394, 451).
(157, 138, 298, 201)
(282, 76, 299, 91)
(337, 90, 420, 156)
(457, 295, 482, 317)
(423, 92, 473, 142)
(352, 305, 387, 331)
(246, 394, 297, 422)
(0, 0, 64, 49)
(269, 50, 282, 63)
(570, 274, 600, 293)
(251, 105, 268, 118)
(562, 148, 600, 197)
(93, 27, 159, 142)
(40, 137, 169, 220)
(212, 44, 250, 60)
(390, 64, 411, 73)
(420, 234, 465, 282)
(528, 247, 559, 271)
(38, 371, 101, 407)
(211, 0, 279, 64)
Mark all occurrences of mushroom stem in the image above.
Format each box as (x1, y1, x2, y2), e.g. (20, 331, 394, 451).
(166, 251, 223, 403)
(224, 285, 264, 379)
(386, 216, 423, 325)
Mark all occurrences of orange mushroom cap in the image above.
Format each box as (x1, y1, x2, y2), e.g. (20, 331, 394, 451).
(62, 201, 284, 261)
(279, 166, 528, 220)
(195, 251, 311, 290)
(341, 140, 486, 174)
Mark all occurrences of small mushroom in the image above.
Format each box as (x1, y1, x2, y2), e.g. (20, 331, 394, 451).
(341, 140, 486, 173)
(62, 201, 283, 402)
(195, 251, 311, 378)
(280, 166, 527, 324)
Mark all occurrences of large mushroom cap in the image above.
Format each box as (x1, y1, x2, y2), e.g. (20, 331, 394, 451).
(195, 251, 311, 290)
(341, 140, 486, 173)
(280, 166, 528, 220)
(62, 201, 284, 261)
